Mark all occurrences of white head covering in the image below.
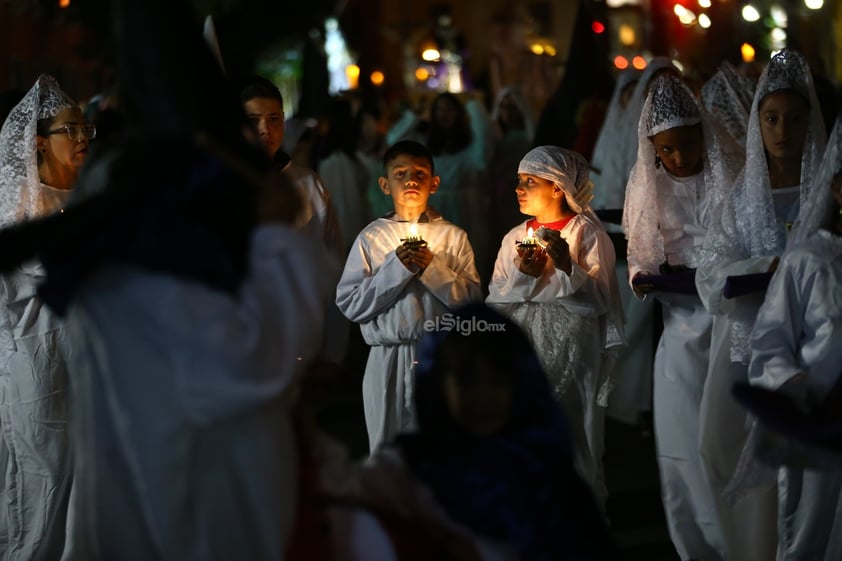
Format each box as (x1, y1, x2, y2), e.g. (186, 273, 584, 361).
(518, 146, 593, 214)
(789, 114, 841, 247)
(617, 57, 682, 187)
(491, 84, 536, 143)
(0, 74, 76, 228)
(590, 69, 641, 210)
(699, 49, 827, 363)
(701, 60, 755, 150)
(701, 48, 826, 266)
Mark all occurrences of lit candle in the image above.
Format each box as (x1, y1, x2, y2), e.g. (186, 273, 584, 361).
(516, 226, 544, 257)
(402, 222, 427, 249)
(521, 226, 538, 246)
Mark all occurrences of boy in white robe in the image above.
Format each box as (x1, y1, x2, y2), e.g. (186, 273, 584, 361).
(336, 140, 482, 453)
(486, 146, 624, 511)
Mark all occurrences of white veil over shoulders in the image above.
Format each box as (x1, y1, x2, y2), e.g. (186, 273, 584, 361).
(789, 114, 841, 248)
(699, 49, 827, 364)
(701, 60, 755, 151)
(623, 74, 740, 274)
(0, 74, 76, 228)
(617, 57, 682, 191)
(701, 49, 827, 268)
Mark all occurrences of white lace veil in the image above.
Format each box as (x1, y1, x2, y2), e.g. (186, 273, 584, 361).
(701, 49, 827, 268)
(789, 114, 841, 247)
(617, 57, 682, 190)
(0, 74, 76, 228)
(701, 60, 755, 150)
(623, 75, 698, 273)
(590, 69, 641, 210)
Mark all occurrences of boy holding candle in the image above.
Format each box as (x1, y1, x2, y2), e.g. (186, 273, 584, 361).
(486, 146, 624, 511)
(336, 140, 482, 453)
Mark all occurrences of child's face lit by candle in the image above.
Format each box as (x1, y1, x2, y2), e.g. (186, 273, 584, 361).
(379, 155, 440, 218)
(515, 174, 562, 219)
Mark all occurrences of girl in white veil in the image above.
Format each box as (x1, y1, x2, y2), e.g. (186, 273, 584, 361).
(623, 74, 736, 561)
(0, 74, 90, 560)
(746, 114, 842, 561)
(487, 146, 624, 514)
(695, 49, 827, 561)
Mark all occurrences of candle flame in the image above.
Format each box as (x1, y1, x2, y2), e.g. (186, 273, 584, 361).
(409, 223, 419, 237)
(527, 227, 534, 238)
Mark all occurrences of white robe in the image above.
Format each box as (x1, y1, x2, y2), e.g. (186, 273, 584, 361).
(629, 170, 725, 561)
(335, 215, 482, 452)
(748, 229, 842, 561)
(61, 224, 335, 561)
(0, 184, 73, 561)
(486, 214, 622, 507)
(317, 151, 373, 256)
(695, 185, 800, 561)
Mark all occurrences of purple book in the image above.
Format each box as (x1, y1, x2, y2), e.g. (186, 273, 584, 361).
(722, 272, 773, 299)
(632, 270, 697, 294)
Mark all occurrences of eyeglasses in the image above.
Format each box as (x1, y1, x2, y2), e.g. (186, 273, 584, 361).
(45, 123, 97, 142)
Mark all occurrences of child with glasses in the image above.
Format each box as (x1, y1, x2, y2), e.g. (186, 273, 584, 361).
(0, 74, 87, 560)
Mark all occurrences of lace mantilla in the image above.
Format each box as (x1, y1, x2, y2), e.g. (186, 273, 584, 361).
(0, 74, 76, 228)
(699, 49, 827, 363)
(617, 57, 682, 191)
(789, 114, 842, 248)
(623, 74, 741, 275)
(701, 61, 755, 150)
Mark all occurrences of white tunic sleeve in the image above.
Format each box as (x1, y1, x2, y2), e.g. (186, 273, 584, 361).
(749, 232, 842, 397)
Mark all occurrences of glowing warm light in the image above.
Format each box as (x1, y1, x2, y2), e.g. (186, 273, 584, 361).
(614, 55, 629, 69)
(592, 21, 606, 34)
(530, 43, 545, 55)
(370, 71, 385, 86)
(415, 67, 430, 81)
(632, 56, 647, 70)
(771, 5, 788, 27)
(59, 0, 70, 6)
(770, 27, 787, 43)
(545, 45, 557, 56)
(674, 4, 697, 24)
(409, 223, 419, 238)
(698, 0, 711, 7)
(698, 13, 711, 28)
(345, 64, 360, 89)
(741, 42, 756, 63)
(527, 227, 534, 238)
(804, 0, 823, 8)
(742, 5, 761, 21)
(619, 24, 636, 46)
(422, 48, 441, 62)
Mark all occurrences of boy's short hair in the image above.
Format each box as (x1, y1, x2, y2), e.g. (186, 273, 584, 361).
(240, 75, 283, 106)
(382, 140, 435, 174)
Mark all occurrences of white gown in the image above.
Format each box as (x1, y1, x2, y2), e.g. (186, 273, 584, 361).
(748, 229, 842, 561)
(486, 214, 622, 507)
(61, 224, 336, 561)
(629, 169, 725, 561)
(0, 185, 73, 561)
(335, 214, 482, 452)
(695, 185, 801, 561)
